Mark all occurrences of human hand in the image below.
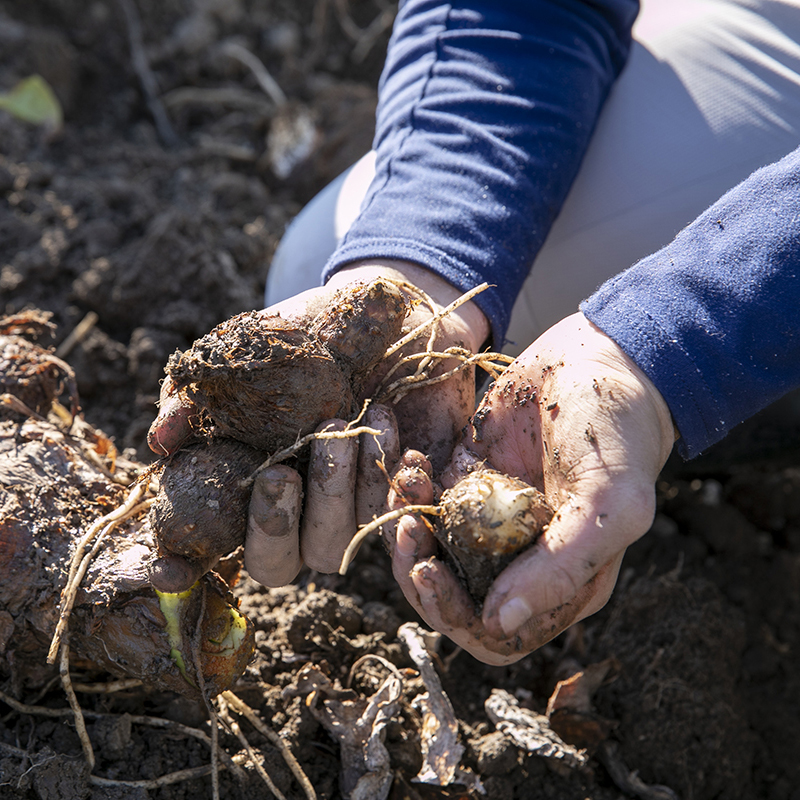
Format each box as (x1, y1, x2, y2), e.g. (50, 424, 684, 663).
(387, 312, 677, 665)
(147, 260, 489, 587)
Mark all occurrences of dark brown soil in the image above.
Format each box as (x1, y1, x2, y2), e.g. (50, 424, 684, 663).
(1, 2, 799, 799)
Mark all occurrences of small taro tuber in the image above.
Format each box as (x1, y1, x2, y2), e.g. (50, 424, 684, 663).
(432, 468, 553, 604)
(150, 279, 408, 564)
(0, 312, 254, 699)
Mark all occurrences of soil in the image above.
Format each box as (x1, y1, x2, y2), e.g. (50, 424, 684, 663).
(1, 1, 799, 799)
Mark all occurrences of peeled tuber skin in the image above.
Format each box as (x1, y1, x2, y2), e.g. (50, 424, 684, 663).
(434, 468, 554, 605)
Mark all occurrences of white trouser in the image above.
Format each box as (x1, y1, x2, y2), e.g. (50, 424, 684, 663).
(266, 0, 800, 355)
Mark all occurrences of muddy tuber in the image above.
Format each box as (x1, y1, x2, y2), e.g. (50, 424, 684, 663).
(149, 279, 408, 566)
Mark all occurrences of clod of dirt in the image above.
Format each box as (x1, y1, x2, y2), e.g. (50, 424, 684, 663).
(0, 310, 78, 418)
(434, 468, 553, 603)
(164, 278, 407, 453)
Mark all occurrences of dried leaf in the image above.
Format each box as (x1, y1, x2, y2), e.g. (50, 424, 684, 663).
(484, 689, 588, 770)
(398, 623, 464, 786)
(301, 662, 402, 800)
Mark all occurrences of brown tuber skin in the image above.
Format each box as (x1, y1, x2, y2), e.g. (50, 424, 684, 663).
(150, 438, 266, 560)
(433, 468, 554, 605)
(163, 279, 407, 453)
(0, 415, 254, 699)
(149, 279, 408, 568)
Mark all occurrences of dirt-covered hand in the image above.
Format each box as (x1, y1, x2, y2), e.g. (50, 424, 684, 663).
(387, 312, 676, 665)
(147, 260, 489, 588)
(244, 261, 489, 586)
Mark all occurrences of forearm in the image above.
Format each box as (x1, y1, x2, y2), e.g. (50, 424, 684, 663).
(324, 0, 639, 346)
(582, 145, 800, 458)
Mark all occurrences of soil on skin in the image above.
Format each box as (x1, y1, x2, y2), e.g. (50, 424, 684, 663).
(1, 1, 799, 799)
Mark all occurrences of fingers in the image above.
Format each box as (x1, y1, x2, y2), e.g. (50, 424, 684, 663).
(355, 404, 400, 526)
(244, 465, 304, 587)
(385, 450, 435, 551)
(406, 551, 621, 665)
(147, 376, 197, 456)
(300, 419, 359, 573)
(481, 478, 654, 638)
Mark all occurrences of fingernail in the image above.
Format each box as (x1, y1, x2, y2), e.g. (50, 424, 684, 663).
(498, 596, 533, 637)
(396, 525, 418, 557)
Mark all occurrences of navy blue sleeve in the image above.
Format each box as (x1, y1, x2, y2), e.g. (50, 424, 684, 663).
(581, 145, 800, 459)
(322, 0, 639, 345)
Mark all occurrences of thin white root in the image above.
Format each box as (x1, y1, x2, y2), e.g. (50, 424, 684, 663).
(346, 653, 403, 690)
(47, 482, 154, 664)
(221, 690, 317, 800)
(378, 348, 514, 404)
(89, 762, 238, 789)
(242, 424, 383, 488)
(339, 505, 441, 575)
(72, 679, 144, 693)
(59, 635, 95, 770)
(383, 282, 490, 360)
(218, 696, 288, 800)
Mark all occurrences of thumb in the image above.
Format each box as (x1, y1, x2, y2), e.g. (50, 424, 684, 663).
(481, 476, 657, 638)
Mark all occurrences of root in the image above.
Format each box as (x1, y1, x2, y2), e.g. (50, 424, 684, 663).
(0, 685, 247, 784)
(72, 678, 143, 693)
(217, 695, 288, 800)
(339, 504, 441, 575)
(54, 311, 98, 359)
(47, 481, 155, 664)
(220, 41, 287, 107)
(377, 348, 514, 404)
(384, 281, 490, 360)
(58, 634, 94, 770)
(89, 763, 236, 790)
(221, 690, 317, 800)
(242, 423, 383, 489)
(191, 582, 221, 800)
(346, 653, 403, 690)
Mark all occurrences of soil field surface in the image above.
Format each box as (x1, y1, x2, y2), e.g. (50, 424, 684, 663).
(1, 2, 799, 799)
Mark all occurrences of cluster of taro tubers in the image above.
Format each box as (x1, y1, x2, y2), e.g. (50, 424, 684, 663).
(0, 280, 554, 700)
(0, 311, 253, 699)
(148, 279, 554, 606)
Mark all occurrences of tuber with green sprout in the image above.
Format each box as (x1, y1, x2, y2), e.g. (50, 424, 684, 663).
(148, 279, 408, 568)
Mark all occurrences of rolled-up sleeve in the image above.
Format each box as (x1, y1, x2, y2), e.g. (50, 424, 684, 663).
(323, 0, 639, 345)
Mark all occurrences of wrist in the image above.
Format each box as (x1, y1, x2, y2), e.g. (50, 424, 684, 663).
(328, 259, 490, 353)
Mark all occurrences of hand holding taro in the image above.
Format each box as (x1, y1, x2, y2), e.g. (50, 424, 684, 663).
(387, 313, 677, 664)
(146, 261, 488, 591)
(147, 265, 676, 666)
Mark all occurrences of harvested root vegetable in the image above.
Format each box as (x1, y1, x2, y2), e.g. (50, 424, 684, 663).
(0, 314, 254, 699)
(150, 279, 408, 563)
(150, 438, 266, 560)
(343, 462, 554, 606)
(434, 469, 553, 604)
(164, 279, 407, 453)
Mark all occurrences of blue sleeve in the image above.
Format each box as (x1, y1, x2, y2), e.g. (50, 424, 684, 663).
(322, 0, 639, 345)
(581, 145, 800, 459)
